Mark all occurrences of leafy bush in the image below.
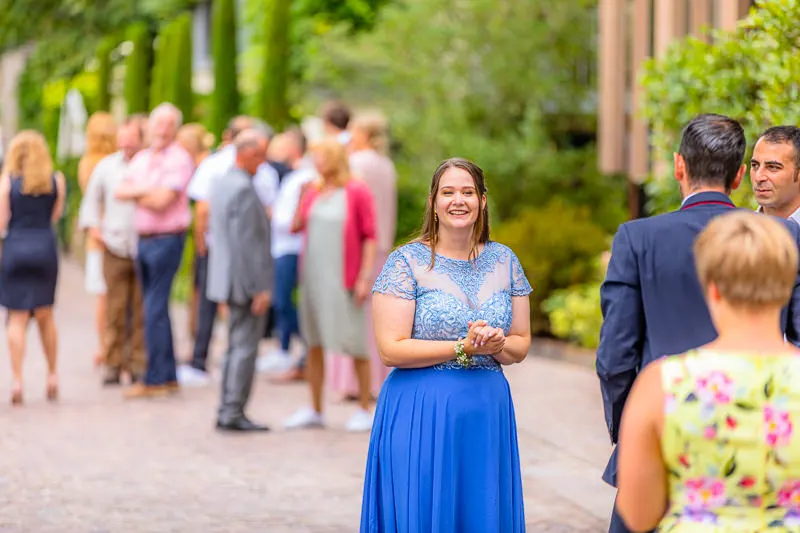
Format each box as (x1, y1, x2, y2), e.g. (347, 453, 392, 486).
(640, 0, 800, 215)
(542, 254, 608, 349)
(493, 199, 610, 333)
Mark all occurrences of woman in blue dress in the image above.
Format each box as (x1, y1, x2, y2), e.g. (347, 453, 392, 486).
(361, 157, 532, 532)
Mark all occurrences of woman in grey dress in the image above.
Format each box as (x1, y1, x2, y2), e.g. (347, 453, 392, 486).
(284, 138, 378, 432)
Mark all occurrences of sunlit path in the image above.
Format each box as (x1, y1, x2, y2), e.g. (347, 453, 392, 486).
(0, 258, 613, 532)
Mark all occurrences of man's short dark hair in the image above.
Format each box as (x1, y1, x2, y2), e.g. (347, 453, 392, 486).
(321, 100, 351, 130)
(757, 125, 800, 169)
(678, 113, 746, 191)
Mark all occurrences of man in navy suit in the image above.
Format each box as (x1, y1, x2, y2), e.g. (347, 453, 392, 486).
(596, 113, 800, 533)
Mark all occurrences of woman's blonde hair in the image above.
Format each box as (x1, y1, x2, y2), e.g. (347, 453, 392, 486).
(79, 112, 117, 190)
(694, 211, 798, 309)
(351, 110, 389, 154)
(2, 130, 54, 195)
(177, 123, 214, 163)
(85, 112, 117, 156)
(310, 137, 351, 188)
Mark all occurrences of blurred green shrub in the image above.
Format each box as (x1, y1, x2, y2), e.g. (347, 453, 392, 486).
(493, 199, 609, 334)
(640, 0, 800, 215)
(542, 255, 607, 349)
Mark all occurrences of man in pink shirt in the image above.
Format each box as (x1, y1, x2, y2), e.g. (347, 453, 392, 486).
(116, 102, 195, 399)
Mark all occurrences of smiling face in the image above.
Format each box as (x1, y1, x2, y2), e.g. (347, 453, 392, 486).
(433, 167, 484, 232)
(751, 138, 800, 216)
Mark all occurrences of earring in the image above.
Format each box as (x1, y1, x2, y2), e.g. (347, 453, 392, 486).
(434, 211, 438, 223)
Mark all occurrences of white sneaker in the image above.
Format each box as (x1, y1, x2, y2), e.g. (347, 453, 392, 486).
(345, 409, 374, 432)
(284, 407, 325, 429)
(256, 350, 295, 373)
(177, 365, 211, 387)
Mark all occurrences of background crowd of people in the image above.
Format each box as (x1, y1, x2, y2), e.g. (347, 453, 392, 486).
(0, 99, 398, 434)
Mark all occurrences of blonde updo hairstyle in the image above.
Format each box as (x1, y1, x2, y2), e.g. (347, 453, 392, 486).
(694, 211, 798, 310)
(78, 112, 117, 191)
(351, 110, 390, 155)
(177, 123, 215, 164)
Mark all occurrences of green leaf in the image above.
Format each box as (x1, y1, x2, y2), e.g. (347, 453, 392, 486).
(723, 456, 737, 477)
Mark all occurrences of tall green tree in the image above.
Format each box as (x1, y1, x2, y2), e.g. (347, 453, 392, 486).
(149, 22, 172, 110)
(95, 36, 116, 111)
(171, 13, 194, 121)
(211, 0, 239, 137)
(124, 22, 153, 114)
(259, 0, 292, 130)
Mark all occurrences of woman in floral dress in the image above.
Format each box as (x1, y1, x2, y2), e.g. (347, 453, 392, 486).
(617, 211, 800, 532)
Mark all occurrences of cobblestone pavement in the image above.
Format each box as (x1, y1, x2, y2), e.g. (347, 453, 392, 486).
(0, 259, 614, 532)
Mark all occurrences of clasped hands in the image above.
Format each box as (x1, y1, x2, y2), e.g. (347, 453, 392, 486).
(464, 320, 506, 356)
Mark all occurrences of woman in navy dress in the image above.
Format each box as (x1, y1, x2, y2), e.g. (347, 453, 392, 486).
(361, 158, 532, 532)
(0, 130, 66, 405)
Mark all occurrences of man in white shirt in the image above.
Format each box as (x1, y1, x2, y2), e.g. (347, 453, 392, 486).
(78, 119, 146, 385)
(179, 117, 279, 386)
(257, 128, 317, 374)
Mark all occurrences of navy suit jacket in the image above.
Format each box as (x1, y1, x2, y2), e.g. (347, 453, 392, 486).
(596, 191, 800, 487)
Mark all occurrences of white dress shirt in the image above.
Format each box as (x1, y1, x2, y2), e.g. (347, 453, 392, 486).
(186, 145, 279, 248)
(271, 165, 317, 258)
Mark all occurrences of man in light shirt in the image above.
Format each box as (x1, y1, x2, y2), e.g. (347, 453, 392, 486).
(257, 128, 317, 373)
(116, 102, 196, 399)
(79, 118, 146, 386)
(751, 126, 800, 225)
(178, 116, 279, 386)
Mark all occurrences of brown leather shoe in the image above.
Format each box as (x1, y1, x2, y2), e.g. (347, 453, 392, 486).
(123, 383, 169, 399)
(165, 381, 180, 394)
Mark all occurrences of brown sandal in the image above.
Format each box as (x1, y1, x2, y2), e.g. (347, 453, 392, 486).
(11, 390, 22, 406)
(46, 383, 58, 402)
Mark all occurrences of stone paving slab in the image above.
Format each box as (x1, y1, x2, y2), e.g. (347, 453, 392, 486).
(0, 259, 614, 532)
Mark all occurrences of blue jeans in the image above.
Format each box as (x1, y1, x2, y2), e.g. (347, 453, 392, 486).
(191, 253, 218, 371)
(136, 233, 185, 386)
(273, 254, 299, 352)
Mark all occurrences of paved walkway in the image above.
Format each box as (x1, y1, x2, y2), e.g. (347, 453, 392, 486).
(0, 259, 614, 532)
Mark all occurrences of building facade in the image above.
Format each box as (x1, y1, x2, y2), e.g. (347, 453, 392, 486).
(598, 0, 754, 217)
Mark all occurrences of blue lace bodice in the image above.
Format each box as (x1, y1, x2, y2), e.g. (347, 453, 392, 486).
(372, 241, 532, 370)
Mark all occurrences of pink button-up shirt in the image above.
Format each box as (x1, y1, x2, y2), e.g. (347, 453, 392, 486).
(125, 142, 195, 235)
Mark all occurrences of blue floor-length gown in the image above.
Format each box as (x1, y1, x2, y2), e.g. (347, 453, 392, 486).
(360, 241, 532, 533)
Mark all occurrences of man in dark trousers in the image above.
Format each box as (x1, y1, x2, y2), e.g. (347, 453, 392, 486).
(596, 113, 800, 532)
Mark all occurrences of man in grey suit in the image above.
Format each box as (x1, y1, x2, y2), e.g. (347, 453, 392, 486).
(207, 127, 273, 432)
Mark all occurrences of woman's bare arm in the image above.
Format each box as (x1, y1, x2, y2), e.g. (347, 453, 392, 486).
(617, 360, 668, 532)
(373, 293, 482, 368)
(491, 296, 531, 365)
(52, 172, 67, 223)
(0, 174, 10, 234)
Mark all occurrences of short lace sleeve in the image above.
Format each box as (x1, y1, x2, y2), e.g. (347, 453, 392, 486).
(373, 249, 417, 300)
(509, 251, 533, 297)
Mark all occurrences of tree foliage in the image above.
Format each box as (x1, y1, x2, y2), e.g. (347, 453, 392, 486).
(299, 0, 606, 222)
(640, 0, 800, 214)
(211, 0, 239, 137)
(124, 22, 153, 114)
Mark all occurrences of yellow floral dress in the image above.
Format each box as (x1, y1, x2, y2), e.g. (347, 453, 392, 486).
(659, 350, 800, 532)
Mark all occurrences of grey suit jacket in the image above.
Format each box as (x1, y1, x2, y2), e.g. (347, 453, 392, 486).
(206, 167, 273, 305)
